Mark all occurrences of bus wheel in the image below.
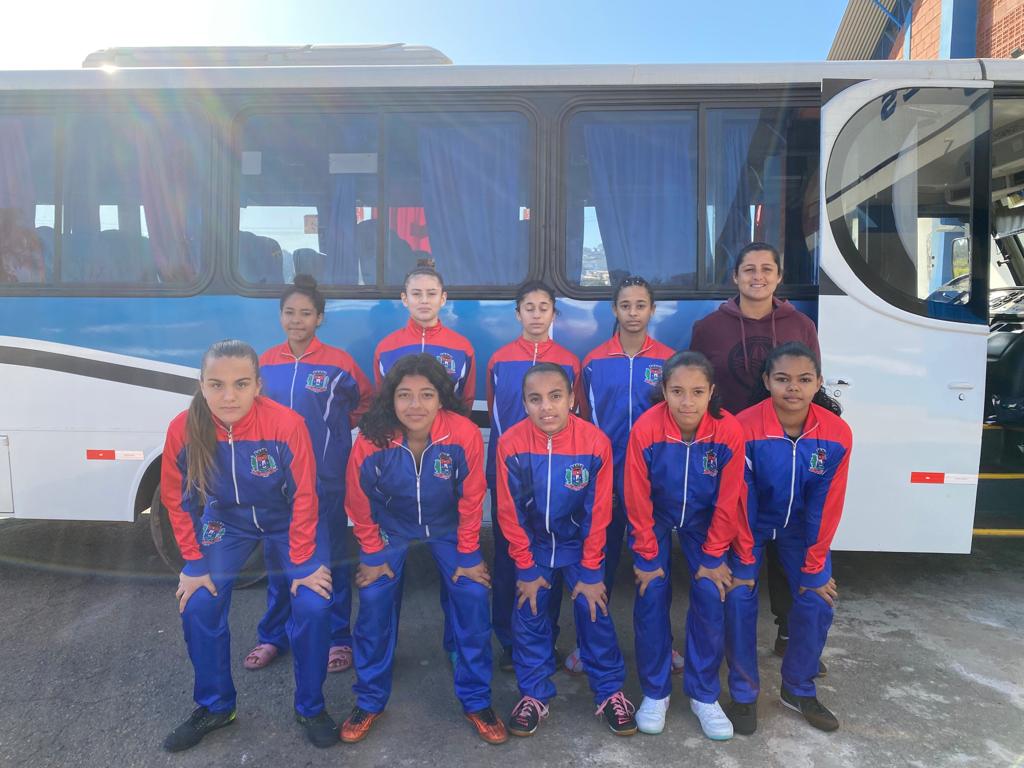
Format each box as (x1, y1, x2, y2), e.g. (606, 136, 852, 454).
(149, 485, 266, 588)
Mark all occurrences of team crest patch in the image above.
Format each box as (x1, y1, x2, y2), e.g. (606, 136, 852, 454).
(250, 448, 279, 477)
(305, 369, 330, 393)
(809, 448, 827, 475)
(201, 521, 225, 547)
(433, 452, 453, 480)
(702, 449, 718, 477)
(436, 352, 456, 376)
(643, 364, 663, 386)
(564, 463, 590, 491)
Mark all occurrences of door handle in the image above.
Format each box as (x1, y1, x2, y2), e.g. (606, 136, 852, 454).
(825, 378, 853, 387)
(947, 382, 975, 390)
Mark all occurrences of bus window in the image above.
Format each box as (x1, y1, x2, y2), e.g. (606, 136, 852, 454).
(564, 110, 698, 289)
(383, 111, 531, 287)
(825, 87, 991, 322)
(60, 113, 207, 286)
(705, 107, 820, 286)
(0, 116, 56, 284)
(237, 113, 378, 287)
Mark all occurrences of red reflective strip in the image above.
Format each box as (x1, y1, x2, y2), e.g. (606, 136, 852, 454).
(910, 472, 945, 484)
(86, 449, 115, 460)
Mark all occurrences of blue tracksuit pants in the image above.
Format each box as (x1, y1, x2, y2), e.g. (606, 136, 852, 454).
(633, 527, 725, 703)
(352, 533, 493, 714)
(725, 531, 834, 702)
(258, 489, 353, 650)
(181, 518, 331, 717)
(489, 487, 563, 652)
(513, 562, 626, 706)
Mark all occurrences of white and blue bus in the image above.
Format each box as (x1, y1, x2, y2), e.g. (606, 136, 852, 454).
(1, 46, 1022, 566)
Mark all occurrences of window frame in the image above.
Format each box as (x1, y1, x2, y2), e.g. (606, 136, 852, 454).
(0, 92, 216, 298)
(227, 92, 543, 300)
(550, 88, 821, 302)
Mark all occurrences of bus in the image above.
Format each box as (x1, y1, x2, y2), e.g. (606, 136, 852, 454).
(1, 47, 1022, 569)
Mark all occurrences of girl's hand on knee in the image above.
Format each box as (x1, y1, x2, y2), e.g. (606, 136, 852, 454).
(799, 579, 838, 607)
(515, 576, 551, 616)
(291, 564, 333, 599)
(726, 577, 755, 594)
(571, 581, 608, 622)
(695, 563, 733, 602)
(452, 562, 491, 589)
(633, 565, 666, 598)
(355, 562, 395, 588)
(175, 572, 217, 614)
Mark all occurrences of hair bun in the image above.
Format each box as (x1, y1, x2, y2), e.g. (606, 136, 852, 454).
(293, 273, 318, 290)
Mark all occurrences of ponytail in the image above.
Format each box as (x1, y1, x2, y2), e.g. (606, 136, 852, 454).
(811, 388, 843, 417)
(185, 390, 218, 501)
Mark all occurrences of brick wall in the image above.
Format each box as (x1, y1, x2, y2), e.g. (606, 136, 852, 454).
(978, 0, 1024, 57)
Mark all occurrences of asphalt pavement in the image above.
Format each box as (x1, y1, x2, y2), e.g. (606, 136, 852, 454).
(0, 515, 1021, 768)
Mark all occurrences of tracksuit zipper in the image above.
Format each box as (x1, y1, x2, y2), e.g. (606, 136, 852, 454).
(680, 442, 692, 528)
(783, 440, 798, 530)
(545, 436, 555, 567)
(395, 434, 442, 534)
(627, 357, 634, 428)
(228, 426, 262, 532)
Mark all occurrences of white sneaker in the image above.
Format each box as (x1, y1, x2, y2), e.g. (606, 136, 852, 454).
(636, 695, 670, 734)
(690, 699, 734, 741)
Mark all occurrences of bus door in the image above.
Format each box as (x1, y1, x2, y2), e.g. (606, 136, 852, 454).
(818, 79, 992, 553)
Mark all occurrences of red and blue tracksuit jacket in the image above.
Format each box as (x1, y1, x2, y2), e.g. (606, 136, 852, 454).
(373, 318, 476, 411)
(160, 396, 321, 579)
(624, 402, 751, 571)
(581, 334, 675, 496)
(345, 409, 486, 567)
(733, 399, 853, 589)
(485, 337, 581, 488)
(260, 336, 373, 494)
(495, 414, 613, 584)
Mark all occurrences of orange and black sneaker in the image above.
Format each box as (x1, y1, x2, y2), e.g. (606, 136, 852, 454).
(340, 706, 382, 743)
(507, 695, 549, 737)
(465, 707, 509, 744)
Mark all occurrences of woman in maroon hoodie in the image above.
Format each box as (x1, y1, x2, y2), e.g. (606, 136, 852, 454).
(689, 241, 824, 679)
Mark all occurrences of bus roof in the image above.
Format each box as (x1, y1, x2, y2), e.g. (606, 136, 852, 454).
(0, 58, 1020, 91)
(81, 44, 453, 68)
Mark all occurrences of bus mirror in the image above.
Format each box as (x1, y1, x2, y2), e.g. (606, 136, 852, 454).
(952, 237, 970, 278)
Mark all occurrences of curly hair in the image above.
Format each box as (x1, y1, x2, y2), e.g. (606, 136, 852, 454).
(358, 354, 464, 447)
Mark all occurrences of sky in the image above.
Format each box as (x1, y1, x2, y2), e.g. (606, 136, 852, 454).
(3, 0, 848, 69)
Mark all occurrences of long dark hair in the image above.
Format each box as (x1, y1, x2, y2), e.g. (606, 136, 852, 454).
(611, 275, 655, 335)
(358, 354, 463, 448)
(759, 341, 842, 416)
(650, 350, 723, 419)
(281, 273, 326, 315)
(734, 241, 783, 276)
(186, 340, 261, 500)
(515, 279, 558, 312)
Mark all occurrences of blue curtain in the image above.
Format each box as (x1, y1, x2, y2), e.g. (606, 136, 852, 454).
(707, 110, 760, 282)
(319, 119, 376, 285)
(583, 116, 697, 285)
(416, 118, 525, 285)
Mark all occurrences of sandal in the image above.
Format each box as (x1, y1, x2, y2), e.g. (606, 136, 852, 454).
(243, 643, 279, 671)
(328, 645, 353, 673)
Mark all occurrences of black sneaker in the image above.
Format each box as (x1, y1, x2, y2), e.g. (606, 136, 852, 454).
(780, 687, 839, 732)
(162, 706, 236, 752)
(508, 696, 549, 737)
(724, 700, 757, 735)
(597, 691, 637, 736)
(295, 710, 339, 748)
(499, 646, 515, 673)
(774, 632, 828, 677)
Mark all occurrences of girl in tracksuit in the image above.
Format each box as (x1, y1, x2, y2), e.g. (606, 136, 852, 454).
(486, 280, 580, 669)
(342, 354, 506, 746)
(626, 351, 747, 740)
(247, 275, 373, 676)
(160, 340, 338, 753)
(497, 363, 637, 738)
(727, 341, 852, 734)
(577, 275, 675, 674)
(373, 266, 477, 658)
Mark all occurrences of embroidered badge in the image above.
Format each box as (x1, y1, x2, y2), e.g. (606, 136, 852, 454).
(250, 448, 279, 477)
(643, 364, 663, 386)
(809, 448, 827, 475)
(564, 462, 590, 491)
(436, 351, 456, 376)
(433, 452, 453, 480)
(201, 521, 225, 546)
(305, 369, 330, 393)
(702, 449, 719, 477)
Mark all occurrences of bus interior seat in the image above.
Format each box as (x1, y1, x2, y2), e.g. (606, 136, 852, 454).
(238, 230, 283, 284)
(386, 231, 416, 284)
(987, 331, 1024, 411)
(292, 247, 327, 280)
(93, 229, 156, 283)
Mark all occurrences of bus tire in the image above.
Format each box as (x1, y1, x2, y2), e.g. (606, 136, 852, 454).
(149, 485, 266, 588)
